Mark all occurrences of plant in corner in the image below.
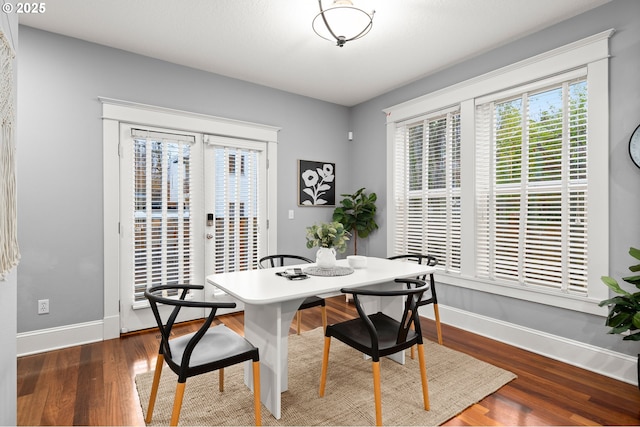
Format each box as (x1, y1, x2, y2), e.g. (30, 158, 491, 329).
(598, 246, 640, 389)
(332, 187, 378, 255)
(599, 247, 640, 341)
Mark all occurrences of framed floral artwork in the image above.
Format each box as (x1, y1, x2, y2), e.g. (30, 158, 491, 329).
(298, 160, 336, 206)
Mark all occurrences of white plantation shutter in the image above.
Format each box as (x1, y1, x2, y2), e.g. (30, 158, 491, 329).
(393, 108, 461, 272)
(131, 129, 195, 302)
(475, 77, 588, 294)
(210, 143, 262, 273)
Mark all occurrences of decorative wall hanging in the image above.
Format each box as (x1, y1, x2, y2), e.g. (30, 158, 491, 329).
(0, 29, 19, 280)
(298, 160, 336, 206)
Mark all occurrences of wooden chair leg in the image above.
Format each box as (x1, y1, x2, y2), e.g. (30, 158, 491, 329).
(170, 381, 186, 426)
(319, 336, 331, 396)
(433, 303, 443, 345)
(410, 324, 416, 359)
(219, 368, 224, 392)
(252, 361, 262, 426)
(321, 306, 327, 331)
(297, 311, 302, 335)
(145, 354, 164, 424)
(417, 344, 430, 411)
(372, 361, 383, 426)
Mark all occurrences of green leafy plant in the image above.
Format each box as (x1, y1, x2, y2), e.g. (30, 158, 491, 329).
(305, 221, 350, 253)
(598, 247, 640, 341)
(332, 187, 378, 255)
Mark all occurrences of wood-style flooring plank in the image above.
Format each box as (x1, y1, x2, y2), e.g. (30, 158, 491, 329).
(16, 295, 640, 426)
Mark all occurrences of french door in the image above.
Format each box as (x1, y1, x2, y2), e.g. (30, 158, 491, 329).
(119, 124, 267, 333)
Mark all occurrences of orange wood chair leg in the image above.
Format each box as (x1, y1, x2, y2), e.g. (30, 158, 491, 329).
(219, 368, 224, 392)
(296, 311, 302, 335)
(433, 303, 443, 345)
(145, 354, 164, 424)
(410, 324, 416, 359)
(372, 361, 383, 426)
(170, 381, 186, 426)
(319, 336, 331, 396)
(417, 344, 430, 411)
(321, 306, 327, 331)
(252, 361, 262, 426)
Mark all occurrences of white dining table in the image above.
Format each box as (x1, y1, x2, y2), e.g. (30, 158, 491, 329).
(205, 256, 434, 419)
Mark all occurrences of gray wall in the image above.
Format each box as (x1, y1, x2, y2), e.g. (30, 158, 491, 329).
(350, 0, 640, 357)
(16, 0, 640, 361)
(17, 26, 350, 332)
(0, 7, 18, 426)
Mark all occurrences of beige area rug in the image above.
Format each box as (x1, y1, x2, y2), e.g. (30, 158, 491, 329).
(136, 327, 516, 426)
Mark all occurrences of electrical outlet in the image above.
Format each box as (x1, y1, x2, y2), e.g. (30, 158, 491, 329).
(38, 299, 49, 315)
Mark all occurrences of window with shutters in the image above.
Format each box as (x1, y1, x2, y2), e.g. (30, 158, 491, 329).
(392, 109, 461, 272)
(475, 77, 588, 294)
(386, 30, 610, 314)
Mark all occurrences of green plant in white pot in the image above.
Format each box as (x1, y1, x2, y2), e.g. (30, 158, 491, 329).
(305, 221, 350, 268)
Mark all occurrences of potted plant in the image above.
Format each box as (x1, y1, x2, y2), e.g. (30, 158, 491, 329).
(305, 221, 350, 268)
(332, 187, 378, 255)
(598, 246, 640, 388)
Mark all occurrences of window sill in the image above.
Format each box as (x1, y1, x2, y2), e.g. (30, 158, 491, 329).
(434, 272, 608, 317)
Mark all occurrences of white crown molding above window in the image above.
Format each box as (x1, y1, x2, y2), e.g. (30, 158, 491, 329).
(383, 28, 614, 124)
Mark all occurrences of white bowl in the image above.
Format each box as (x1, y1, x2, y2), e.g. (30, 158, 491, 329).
(347, 255, 367, 269)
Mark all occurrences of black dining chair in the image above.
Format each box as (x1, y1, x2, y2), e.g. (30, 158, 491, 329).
(388, 254, 442, 347)
(318, 278, 431, 426)
(144, 284, 262, 426)
(258, 254, 327, 334)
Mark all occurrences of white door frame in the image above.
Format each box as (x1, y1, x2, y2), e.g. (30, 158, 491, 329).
(101, 97, 279, 339)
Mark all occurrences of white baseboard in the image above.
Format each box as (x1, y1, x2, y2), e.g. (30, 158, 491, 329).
(17, 307, 639, 387)
(420, 304, 638, 386)
(17, 320, 104, 357)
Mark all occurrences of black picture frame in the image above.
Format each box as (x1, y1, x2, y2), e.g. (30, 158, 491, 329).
(629, 123, 640, 169)
(298, 160, 336, 206)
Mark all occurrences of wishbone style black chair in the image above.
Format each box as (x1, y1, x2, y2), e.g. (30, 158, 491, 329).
(144, 284, 262, 426)
(388, 254, 442, 347)
(319, 278, 431, 426)
(258, 254, 327, 334)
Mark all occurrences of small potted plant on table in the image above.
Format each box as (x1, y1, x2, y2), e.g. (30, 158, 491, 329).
(305, 221, 350, 268)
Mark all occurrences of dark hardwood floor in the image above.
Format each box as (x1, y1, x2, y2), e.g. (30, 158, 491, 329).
(17, 296, 640, 426)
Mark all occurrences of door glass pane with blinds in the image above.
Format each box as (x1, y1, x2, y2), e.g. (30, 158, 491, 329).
(475, 78, 588, 294)
(131, 129, 195, 303)
(393, 110, 461, 272)
(207, 141, 264, 274)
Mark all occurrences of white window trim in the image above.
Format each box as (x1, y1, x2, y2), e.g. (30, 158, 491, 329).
(101, 97, 280, 338)
(385, 30, 613, 316)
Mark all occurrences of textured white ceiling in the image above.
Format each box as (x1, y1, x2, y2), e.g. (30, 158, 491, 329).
(19, 0, 609, 106)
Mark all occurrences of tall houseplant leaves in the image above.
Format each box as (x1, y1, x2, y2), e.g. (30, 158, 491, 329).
(599, 247, 640, 341)
(332, 187, 378, 255)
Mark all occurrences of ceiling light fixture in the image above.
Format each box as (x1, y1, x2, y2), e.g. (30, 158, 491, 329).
(312, 0, 375, 48)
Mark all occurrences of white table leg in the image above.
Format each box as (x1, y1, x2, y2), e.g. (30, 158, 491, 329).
(242, 299, 302, 419)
